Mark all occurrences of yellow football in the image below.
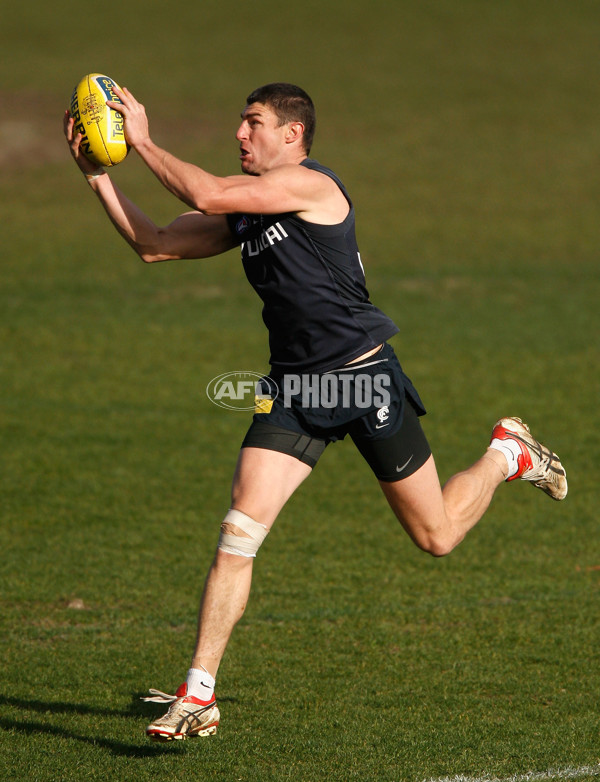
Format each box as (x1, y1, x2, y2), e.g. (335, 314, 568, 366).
(70, 73, 130, 167)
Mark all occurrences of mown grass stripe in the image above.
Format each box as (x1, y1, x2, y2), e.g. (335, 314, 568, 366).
(425, 764, 600, 782)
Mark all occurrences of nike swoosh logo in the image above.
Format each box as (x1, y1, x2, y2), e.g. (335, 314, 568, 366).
(375, 423, 389, 429)
(396, 455, 414, 473)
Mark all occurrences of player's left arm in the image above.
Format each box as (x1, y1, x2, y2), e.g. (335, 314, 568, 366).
(148, 163, 344, 222)
(108, 87, 348, 223)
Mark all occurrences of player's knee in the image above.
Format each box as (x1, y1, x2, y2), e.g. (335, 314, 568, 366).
(422, 538, 454, 558)
(217, 508, 269, 558)
(413, 528, 456, 558)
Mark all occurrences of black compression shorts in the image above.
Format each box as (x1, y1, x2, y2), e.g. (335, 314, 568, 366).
(240, 343, 431, 482)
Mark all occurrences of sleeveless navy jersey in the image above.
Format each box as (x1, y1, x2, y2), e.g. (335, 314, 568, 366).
(226, 158, 399, 373)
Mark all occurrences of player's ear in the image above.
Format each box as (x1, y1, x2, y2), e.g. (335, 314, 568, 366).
(285, 121, 305, 144)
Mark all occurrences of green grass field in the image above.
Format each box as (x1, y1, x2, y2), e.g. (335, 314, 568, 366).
(1, 1, 599, 780)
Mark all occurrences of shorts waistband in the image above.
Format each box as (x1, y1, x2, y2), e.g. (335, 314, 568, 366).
(325, 344, 389, 374)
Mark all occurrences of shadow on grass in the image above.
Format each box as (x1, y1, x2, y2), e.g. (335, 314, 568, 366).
(0, 716, 171, 758)
(0, 693, 237, 757)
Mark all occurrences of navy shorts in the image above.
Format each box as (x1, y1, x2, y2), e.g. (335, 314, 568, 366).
(241, 343, 431, 482)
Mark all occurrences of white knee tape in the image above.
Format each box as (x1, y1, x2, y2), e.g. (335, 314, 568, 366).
(217, 508, 269, 558)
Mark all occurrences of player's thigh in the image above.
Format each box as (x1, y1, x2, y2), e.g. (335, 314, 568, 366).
(231, 446, 313, 528)
(379, 454, 448, 542)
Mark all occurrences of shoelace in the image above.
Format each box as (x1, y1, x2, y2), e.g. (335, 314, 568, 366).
(508, 429, 553, 479)
(523, 444, 561, 481)
(142, 688, 178, 704)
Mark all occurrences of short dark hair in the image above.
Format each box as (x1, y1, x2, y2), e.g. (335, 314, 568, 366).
(245, 83, 316, 154)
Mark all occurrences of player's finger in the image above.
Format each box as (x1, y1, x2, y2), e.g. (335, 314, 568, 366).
(63, 110, 72, 137)
(111, 84, 131, 106)
(106, 100, 123, 112)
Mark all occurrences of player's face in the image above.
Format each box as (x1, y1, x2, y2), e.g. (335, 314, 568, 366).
(236, 103, 289, 175)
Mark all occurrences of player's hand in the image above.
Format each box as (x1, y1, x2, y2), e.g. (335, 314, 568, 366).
(63, 110, 98, 175)
(107, 86, 150, 150)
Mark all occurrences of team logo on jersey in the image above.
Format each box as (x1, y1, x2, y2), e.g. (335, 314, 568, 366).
(236, 216, 250, 235)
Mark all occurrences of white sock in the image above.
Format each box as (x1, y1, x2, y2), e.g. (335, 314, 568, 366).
(185, 666, 215, 701)
(489, 437, 522, 479)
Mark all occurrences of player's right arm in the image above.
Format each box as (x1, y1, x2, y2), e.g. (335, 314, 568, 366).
(64, 111, 236, 263)
(89, 177, 236, 263)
